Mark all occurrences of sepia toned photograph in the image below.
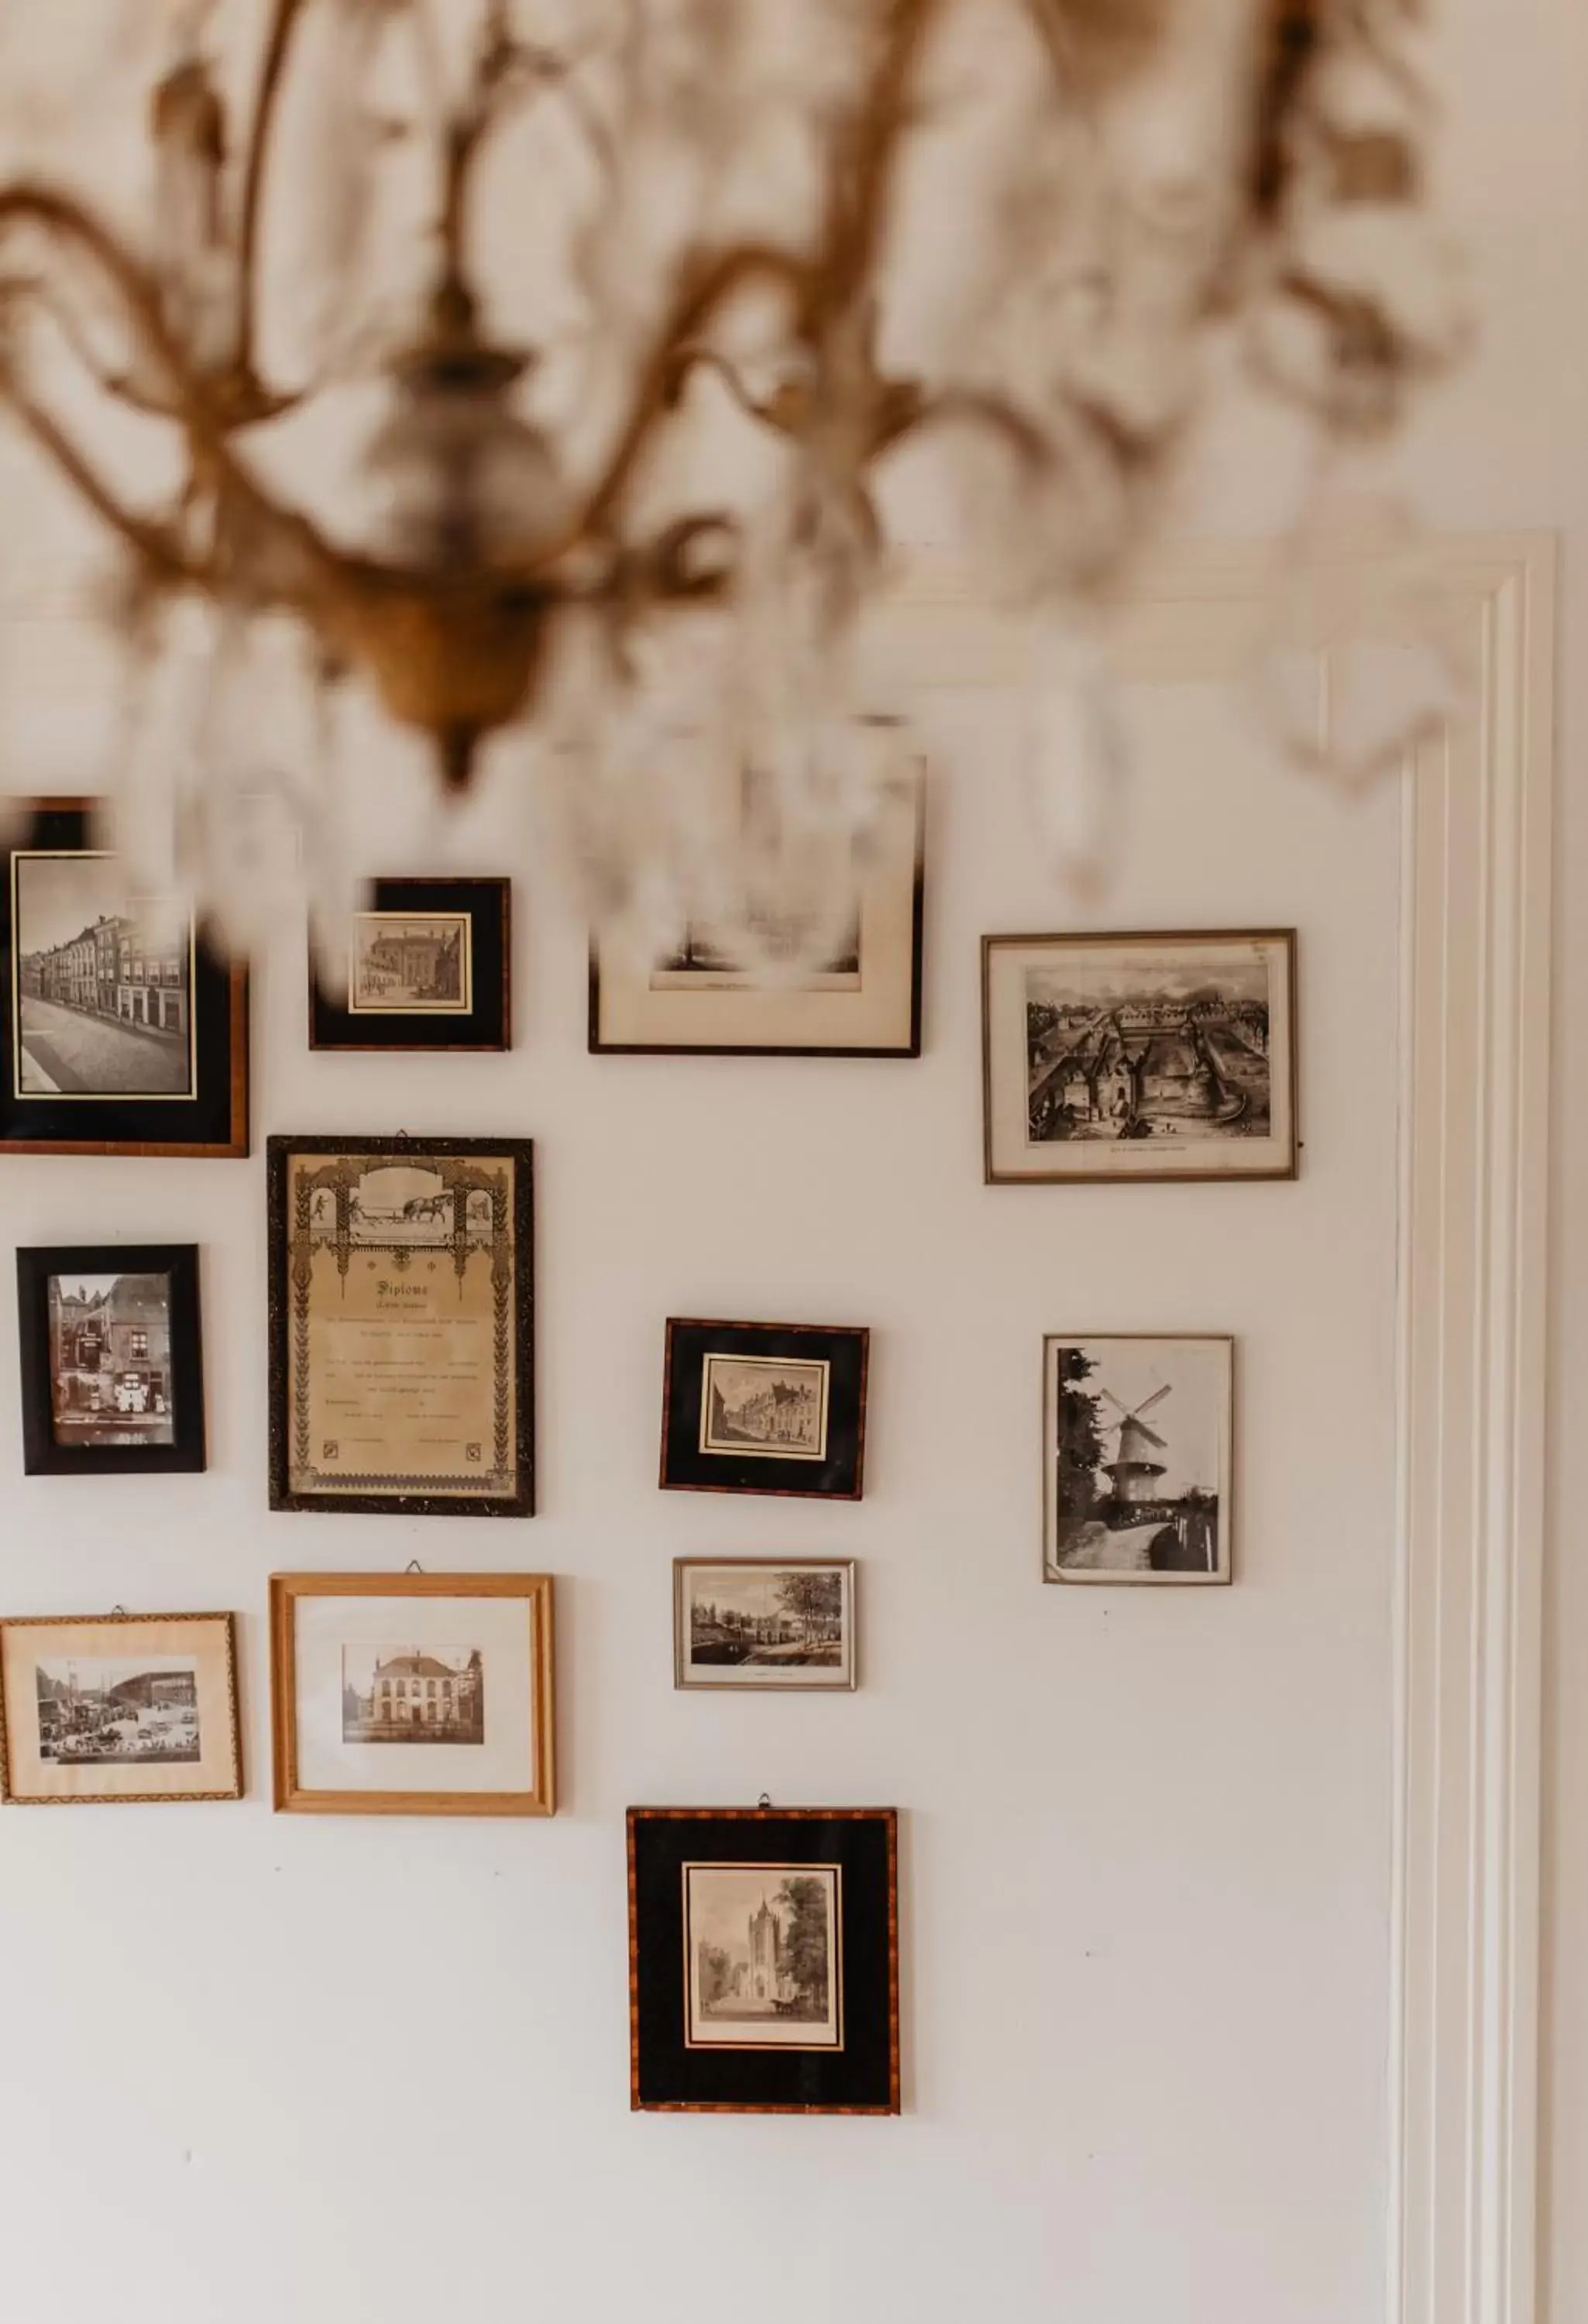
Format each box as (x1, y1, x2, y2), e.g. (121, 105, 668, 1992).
(662, 1320, 869, 1501)
(684, 1862, 842, 2049)
(1043, 1335, 1234, 1585)
(1, 803, 247, 1157)
(18, 1244, 207, 1477)
(699, 1353, 830, 1462)
(675, 1559, 855, 1690)
(0, 1611, 242, 1805)
(349, 912, 473, 1014)
(46, 1270, 175, 1449)
(983, 932, 1298, 1182)
(341, 1646, 485, 1744)
(628, 1806, 899, 2113)
(36, 1654, 201, 1765)
(12, 850, 194, 1099)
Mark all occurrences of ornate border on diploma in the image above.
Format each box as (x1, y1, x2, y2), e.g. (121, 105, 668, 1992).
(872, 539, 1553, 2324)
(266, 1136, 534, 1518)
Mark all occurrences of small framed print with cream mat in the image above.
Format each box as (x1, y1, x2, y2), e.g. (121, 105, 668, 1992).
(270, 1572, 555, 1817)
(661, 1319, 869, 1501)
(310, 878, 510, 1053)
(0, 1611, 242, 1806)
(627, 1807, 899, 2113)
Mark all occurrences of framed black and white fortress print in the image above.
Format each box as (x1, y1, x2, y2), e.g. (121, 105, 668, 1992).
(627, 1806, 899, 2114)
(310, 878, 511, 1052)
(982, 930, 1298, 1184)
(1, 799, 249, 1157)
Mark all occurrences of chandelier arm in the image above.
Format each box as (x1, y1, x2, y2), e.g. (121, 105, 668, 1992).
(0, 184, 347, 603)
(665, 346, 803, 437)
(23, 278, 177, 421)
(823, 0, 945, 313)
(878, 385, 1052, 468)
(569, 243, 818, 546)
(235, 0, 311, 380)
(0, 372, 211, 587)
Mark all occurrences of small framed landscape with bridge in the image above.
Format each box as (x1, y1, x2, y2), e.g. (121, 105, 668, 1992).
(1043, 1335, 1235, 1587)
(674, 1559, 857, 1691)
(982, 929, 1298, 1184)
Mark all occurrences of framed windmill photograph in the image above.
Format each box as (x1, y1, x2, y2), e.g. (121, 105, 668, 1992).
(1042, 1335, 1234, 1585)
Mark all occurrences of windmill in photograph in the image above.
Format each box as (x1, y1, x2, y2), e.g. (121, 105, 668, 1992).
(1051, 1345, 1223, 1577)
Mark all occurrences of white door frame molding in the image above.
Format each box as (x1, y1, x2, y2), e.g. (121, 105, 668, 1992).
(880, 532, 1555, 2324)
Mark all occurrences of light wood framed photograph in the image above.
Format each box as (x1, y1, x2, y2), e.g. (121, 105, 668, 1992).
(16, 1243, 206, 1477)
(661, 1319, 869, 1501)
(0, 1611, 242, 1805)
(674, 1559, 858, 1691)
(1, 799, 249, 1158)
(983, 929, 1298, 1184)
(589, 765, 924, 1057)
(1043, 1335, 1235, 1585)
(266, 1135, 534, 1517)
(310, 878, 511, 1052)
(270, 1572, 555, 1817)
(627, 1806, 899, 2114)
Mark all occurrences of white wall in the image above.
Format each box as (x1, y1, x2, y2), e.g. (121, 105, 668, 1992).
(0, 658, 1404, 2324)
(5, 0, 1588, 2316)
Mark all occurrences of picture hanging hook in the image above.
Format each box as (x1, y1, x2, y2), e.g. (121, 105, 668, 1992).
(405, 1560, 424, 1574)
(758, 1793, 772, 1810)
(110, 1604, 128, 1616)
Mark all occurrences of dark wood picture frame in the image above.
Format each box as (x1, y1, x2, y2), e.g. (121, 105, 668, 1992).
(627, 1806, 900, 2115)
(266, 1135, 535, 1518)
(589, 770, 926, 1059)
(309, 877, 512, 1052)
(16, 1243, 207, 1477)
(0, 799, 249, 1157)
(0, 1609, 243, 1805)
(981, 927, 1300, 1185)
(660, 1318, 870, 1501)
(269, 1571, 555, 1817)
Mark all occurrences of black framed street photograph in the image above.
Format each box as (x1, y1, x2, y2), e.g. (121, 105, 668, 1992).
(16, 1244, 206, 1477)
(310, 878, 512, 1052)
(590, 765, 924, 1057)
(674, 1559, 858, 1692)
(1, 799, 249, 1157)
(1043, 1334, 1234, 1585)
(627, 1806, 899, 2114)
(266, 1136, 534, 1517)
(0, 1611, 242, 1805)
(982, 930, 1298, 1183)
(661, 1320, 869, 1501)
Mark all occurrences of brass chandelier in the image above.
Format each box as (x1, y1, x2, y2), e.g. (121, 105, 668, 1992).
(0, 0, 1463, 962)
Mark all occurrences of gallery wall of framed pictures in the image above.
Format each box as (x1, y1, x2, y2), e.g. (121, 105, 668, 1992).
(0, 758, 1369, 2166)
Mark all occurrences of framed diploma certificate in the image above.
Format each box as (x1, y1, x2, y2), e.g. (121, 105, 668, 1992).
(266, 1136, 534, 1517)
